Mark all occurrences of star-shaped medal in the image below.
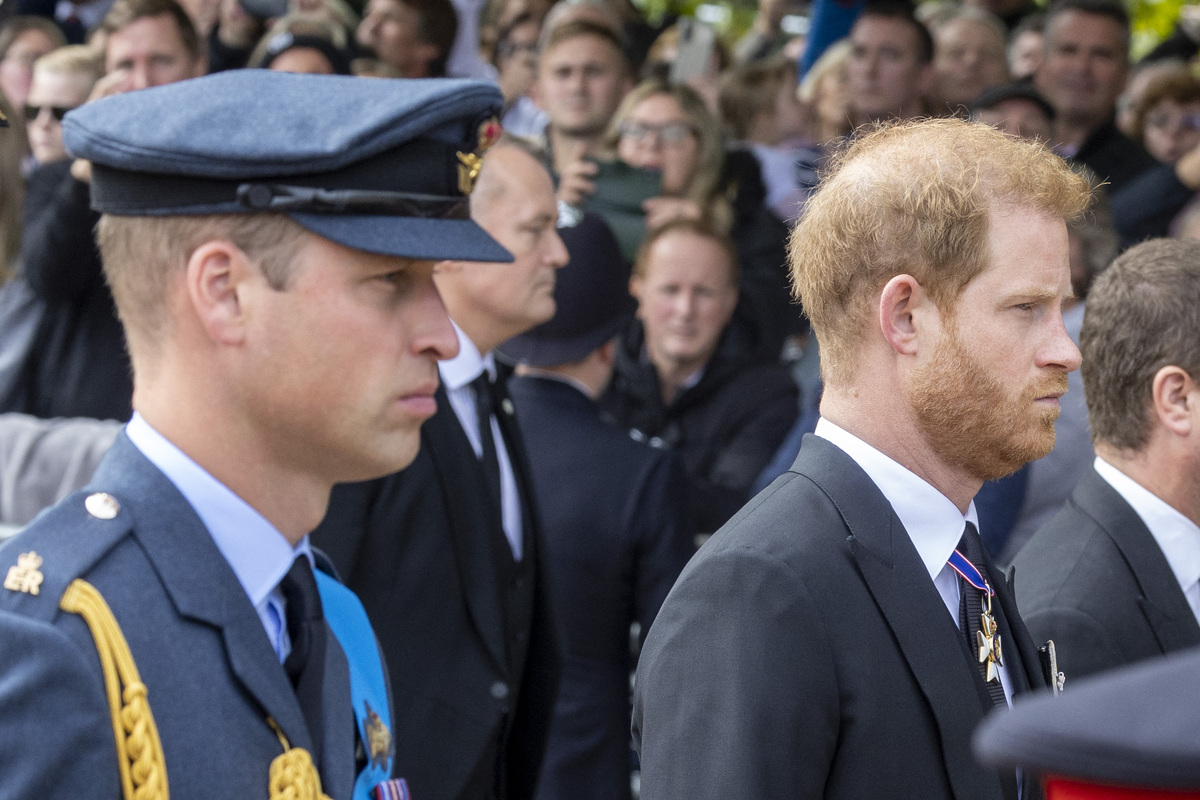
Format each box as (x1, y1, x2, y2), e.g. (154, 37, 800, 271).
(977, 596, 1003, 683)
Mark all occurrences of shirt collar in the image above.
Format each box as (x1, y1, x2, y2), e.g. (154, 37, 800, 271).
(125, 413, 311, 612)
(1094, 456, 1200, 592)
(438, 319, 495, 390)
(815, 418, 979, 582)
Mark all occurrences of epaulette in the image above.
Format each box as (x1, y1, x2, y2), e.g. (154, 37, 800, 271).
(0, 489, 133, 621)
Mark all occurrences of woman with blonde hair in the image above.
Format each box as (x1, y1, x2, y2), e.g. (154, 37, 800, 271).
(798, 39, 852, 143)
(603, 78, 796, 358)
(604, 78, 731, 232)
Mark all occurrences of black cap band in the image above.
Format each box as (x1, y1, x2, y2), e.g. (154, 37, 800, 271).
(88, 136, 468, 217)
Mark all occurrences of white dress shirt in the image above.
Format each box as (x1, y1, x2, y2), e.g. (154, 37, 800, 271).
(815, 418, 1014, 705)
(126, 413, 312, 662)
(439, 322, 524, 560)
(1094, 456, 1200, 625)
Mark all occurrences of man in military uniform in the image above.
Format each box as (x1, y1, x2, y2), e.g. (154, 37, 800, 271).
(0, 71, 510, 799)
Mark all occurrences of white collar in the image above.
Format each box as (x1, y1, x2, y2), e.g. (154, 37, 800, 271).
(1094, 456, 1200, 592)
(439, 320, 495, 390)
(815, 418, 979, 582)
(125, 413, 311, 610)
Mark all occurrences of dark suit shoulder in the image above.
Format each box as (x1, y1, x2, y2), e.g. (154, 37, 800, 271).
(1013, 473, 1188, 678)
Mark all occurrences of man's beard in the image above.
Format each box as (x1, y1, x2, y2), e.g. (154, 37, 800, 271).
(910, 326, 1067, 482)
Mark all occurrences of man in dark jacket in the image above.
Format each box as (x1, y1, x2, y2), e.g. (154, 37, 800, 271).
(600, 219, 798, 537)
(499, 213, 693, 800)
(1014, 238, 1200, 680)
(312, 139, 568, 800)
(15, 0, 204, 420)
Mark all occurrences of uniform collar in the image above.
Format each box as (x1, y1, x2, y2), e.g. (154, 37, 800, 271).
(125, 413, 311, 612)
(815, 418, 979, 581)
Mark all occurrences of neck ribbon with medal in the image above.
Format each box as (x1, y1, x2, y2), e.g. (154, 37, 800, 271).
(947, 550, 1003, 683)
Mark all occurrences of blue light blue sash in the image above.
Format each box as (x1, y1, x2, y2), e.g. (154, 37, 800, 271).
(314, 571, 393, 800)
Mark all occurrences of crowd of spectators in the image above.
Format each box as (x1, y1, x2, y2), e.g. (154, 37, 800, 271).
(5, 0, 1200, 793)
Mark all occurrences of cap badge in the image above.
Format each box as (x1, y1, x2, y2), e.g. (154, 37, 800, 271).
(478, 117, 502, 151)
(457, 152, 483, 195)
(456, 117, 503, 195)
(4, 552, 45, 596)
(85, 492, 120, 520)
(364, 699, 391, 768)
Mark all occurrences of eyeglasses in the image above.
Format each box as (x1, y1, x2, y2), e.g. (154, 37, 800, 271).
(496, 39, 538, 60)
(1144, 111, 1200, 132)
(619, 121, 696, 145)
(24, 104, 74, 122)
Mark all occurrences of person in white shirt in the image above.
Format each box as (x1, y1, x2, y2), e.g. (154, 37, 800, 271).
(633, 117, 1091, 800)
(1015, 237, 1200, 680)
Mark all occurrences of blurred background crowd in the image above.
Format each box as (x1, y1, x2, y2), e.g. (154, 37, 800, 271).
(3, 0, 1200, 794)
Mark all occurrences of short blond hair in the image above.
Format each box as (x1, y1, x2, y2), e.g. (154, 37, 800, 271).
(789, 117, 1090, 386)
(96, 214, 306, 360)
(33, 44, 104, 84)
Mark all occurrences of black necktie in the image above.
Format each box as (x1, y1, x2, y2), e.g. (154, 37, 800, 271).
(472, 371, 503, 513)
(957, 523, 1008, 710)
(280, 555, 327, 758)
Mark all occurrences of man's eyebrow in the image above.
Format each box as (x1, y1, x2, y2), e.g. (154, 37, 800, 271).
(1004, 286, 1069, 303)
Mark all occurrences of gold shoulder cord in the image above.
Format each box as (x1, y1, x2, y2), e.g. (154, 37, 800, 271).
(59, 578, 329, 800)
(265, 718, 332, 800)
(59, 579, 169, 800)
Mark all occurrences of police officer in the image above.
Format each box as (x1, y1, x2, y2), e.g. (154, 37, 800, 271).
(975, 646, 1200, 798)
(0, 71, 511, 800)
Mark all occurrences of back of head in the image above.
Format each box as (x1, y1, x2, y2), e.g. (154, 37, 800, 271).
(499, 212, 634, 368)
(408, 0, 458, 76)
(1080, 237, 1200, 453)
(790, 117, 1090, 386)
(718, 55, 796, 141)
(101, 0, 202, 61)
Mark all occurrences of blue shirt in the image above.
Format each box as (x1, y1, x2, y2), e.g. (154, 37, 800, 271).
(125, 413, 312, 662)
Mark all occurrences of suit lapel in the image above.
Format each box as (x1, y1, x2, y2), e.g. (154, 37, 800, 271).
(492, 369, 543, 557)
(90, 435, 314, 753)
(1072, 469, 1200, 653)
(425, 385, 508, 673)
(797, 437, 1005, 800)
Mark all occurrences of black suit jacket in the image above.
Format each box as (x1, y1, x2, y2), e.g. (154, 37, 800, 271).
(312, 383, 560, 800)
(17, 161, 131, 421)
(633, 435, 1045, 800)
(1013, 466, 1200, 680)
(507, 375, 693, 800)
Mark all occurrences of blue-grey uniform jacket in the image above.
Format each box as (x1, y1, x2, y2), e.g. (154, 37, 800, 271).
(0, 433, 366, 799)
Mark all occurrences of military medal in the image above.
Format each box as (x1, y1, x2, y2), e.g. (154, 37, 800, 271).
(456, 116, 502, 195)
(948, 549, 1003, 684)
(977, 589, 1003, 683)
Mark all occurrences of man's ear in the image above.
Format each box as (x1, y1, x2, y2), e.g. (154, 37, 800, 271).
(185, 239, 253, 346)
(878, 273, 932, 357)
(1152, 365, 1198, 437)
